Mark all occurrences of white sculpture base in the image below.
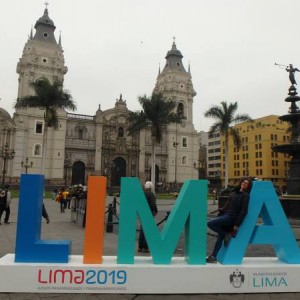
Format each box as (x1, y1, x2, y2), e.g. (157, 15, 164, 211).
(0, 254, 299, 294)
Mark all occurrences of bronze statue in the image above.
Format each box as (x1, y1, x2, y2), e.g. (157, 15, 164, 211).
(286, 64, 300, 85)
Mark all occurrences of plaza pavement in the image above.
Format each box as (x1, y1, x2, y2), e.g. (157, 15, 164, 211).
(0, 196, 300, 299)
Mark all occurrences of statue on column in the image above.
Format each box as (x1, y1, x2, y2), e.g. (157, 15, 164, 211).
(286, 64, 300, 86)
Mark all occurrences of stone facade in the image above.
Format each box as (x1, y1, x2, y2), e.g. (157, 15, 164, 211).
(4, 7, 200, 189)
(0, 109, 16, 185)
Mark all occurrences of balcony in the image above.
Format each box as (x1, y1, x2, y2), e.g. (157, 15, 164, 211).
(67, 113, 95, 121)
(65, 138, 96, 149)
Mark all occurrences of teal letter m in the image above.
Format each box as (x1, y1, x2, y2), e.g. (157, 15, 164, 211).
(117, 178, 207, 265)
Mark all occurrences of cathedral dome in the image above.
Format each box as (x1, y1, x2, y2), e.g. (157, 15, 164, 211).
(0, 108, 12, 120)
(165, 41, 183, 59)
(35, 8, 55, 29)
(161, 40, 187, 74)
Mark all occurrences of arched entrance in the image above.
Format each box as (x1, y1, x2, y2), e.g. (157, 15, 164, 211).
(72, 161, 86, 185)
(111, 157, 126, 187)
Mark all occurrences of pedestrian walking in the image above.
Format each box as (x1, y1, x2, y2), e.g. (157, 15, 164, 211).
(4, 185, 11, 224)
(42, 203, 50, 224)
(0, 188, 7, 225)
(138, 181, 158, 253)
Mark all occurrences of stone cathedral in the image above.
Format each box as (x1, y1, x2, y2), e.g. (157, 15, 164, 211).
(1, 7, 199, 189)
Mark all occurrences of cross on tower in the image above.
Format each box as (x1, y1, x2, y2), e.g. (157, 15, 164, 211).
(45, 1, 49, 9)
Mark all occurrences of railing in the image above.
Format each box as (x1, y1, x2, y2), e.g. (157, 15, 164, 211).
(144, 144, 168, 153)
(67, 113, 95, 121)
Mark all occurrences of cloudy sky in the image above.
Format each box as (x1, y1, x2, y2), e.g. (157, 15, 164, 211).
(1, 0, 299, 132)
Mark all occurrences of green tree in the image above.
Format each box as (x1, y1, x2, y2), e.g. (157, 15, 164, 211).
(14, 78, 76, 174)
(204, 101, 252, 187)
(128, 93, 180, 190)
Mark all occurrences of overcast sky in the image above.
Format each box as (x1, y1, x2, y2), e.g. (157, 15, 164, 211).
(1, 0, 299, 132)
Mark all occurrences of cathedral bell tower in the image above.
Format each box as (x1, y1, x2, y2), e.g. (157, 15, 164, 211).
(16, 6, 67, 98)
(153, 40, 199, 184)
(13, 6, 68, 181)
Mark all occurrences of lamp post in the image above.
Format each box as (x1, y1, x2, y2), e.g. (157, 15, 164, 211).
(193, 160, 206, 179)
(216, 169, 221, 187)
(107, 160, 115, 191)
(214, 170, 221, 205)
(0, 144, 15, 185)
(173, 141, 179, 186)
(21, 157, 33, 174)
(216, 169, 221, 190)
(64, 158, 71, 187)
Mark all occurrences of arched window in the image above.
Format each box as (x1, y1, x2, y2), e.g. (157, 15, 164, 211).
(118, 127, 124, 137)
(78, 129, 83, 140)
(78, 129, 83, 139)
(182, 156, 187, 165)
(177, 103, 184, 118)
(34, 144, 41, 156)
(35, 121, 44, 134)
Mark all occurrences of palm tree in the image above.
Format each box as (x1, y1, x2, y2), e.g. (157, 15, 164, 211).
(128, 93, 180, 191)
(14, 78, 76, 174)
(204, 101, 252, 187)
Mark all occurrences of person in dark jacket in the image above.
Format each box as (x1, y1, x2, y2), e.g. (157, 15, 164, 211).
(138, 181, 158, 253)
(0, 189, 7, 225)
(4, 185, 11, 224)
(206, 177, 252, 263)
(42, 203, 50, 224)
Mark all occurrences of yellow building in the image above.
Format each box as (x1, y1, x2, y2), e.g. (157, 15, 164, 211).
(220, 115, 290, 191)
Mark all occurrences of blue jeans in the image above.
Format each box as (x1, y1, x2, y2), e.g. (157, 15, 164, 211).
(207, 214, 232, 258)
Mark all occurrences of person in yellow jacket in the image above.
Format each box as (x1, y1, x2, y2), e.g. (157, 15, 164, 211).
(61, 188, 69, 213)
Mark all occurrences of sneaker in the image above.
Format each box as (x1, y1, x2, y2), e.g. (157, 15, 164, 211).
(137, 248, 143, 252)
(143, 248, 150, 253)
(206, 255, 217, 263)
